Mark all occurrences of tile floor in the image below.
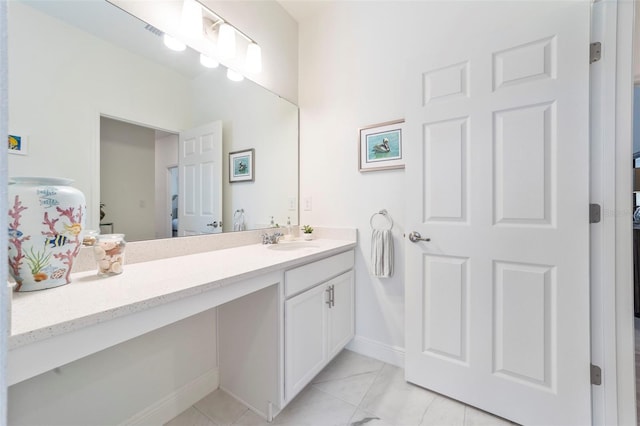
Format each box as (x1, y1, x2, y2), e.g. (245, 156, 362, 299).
(165, 349, 515, 426)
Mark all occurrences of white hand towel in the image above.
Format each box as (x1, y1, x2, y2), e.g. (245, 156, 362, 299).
(371, 228, 394, 277)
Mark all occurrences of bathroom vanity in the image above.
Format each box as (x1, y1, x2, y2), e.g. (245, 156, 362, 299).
(7, 233, 356, 423)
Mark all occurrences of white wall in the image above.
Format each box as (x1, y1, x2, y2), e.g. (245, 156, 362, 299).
(298, 1, 417, 358)
(7, 2, 192, 231)
(0, 1, 8, 422)
(8, 309, 217, 425)
(101, 118, 156, 242)
(190, 72, 299, 231)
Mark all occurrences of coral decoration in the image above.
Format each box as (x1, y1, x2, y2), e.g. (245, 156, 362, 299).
(8, 195, 30, 291)
(41, 212, 59, 237)
(52, 205, 84, 283)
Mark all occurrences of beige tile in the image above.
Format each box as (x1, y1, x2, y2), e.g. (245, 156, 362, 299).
(194, 390, 248, 425)
(349, 409, 393, 426)
(420, 396, 466, 426)
(464, 406, 513, 426)
(312, 371, 378, 406)
(232, 409, 270, 426)
(273, 386, 357, 426)
(359, 364, 436, 425)
(164, 406, 217, 426)
(313, 350, 384, 384)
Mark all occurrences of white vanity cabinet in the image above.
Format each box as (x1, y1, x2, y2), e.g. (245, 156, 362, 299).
(9, 237, 357, 425)
(283, 251, 355, 402)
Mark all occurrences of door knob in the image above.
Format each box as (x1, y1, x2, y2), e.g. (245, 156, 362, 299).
(408, 231, 430, 242)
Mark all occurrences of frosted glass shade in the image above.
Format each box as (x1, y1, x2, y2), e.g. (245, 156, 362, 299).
(218, 23, 236, 58)
(246, 42, 262, 73)
(227, 69, 244, 81)
(200, 53, 219, 68)
(163, 34, 186, 51)
(181, 0, 203, 39)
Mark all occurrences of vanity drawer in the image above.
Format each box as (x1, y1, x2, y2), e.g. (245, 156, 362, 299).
(284, 250, 354, 298)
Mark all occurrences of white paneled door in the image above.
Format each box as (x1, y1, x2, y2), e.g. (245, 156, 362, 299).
(404, 2, 591, 425)
(178, 121, 223, 236)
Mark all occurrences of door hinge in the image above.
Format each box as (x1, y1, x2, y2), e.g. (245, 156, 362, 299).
(591, 364, 602, 385)
(590, 42, 602, 64)
(589, 203, 601, 223)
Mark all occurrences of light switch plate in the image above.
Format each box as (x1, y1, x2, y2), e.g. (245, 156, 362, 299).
(303, 197, 312, 211)
(288, 197, 296, 211)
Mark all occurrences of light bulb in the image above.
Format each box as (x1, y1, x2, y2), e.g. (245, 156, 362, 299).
(200, 53, 219, 68)
(163, 34, 186, 51)
(218, 23, 236, 59)
(227, 69, 244, 82)
(246, 42, 262, 73)
(181, 0, 203, 39)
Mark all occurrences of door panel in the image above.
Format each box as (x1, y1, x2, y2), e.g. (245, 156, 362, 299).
(284, 284, 328, 400)
(405, 2, 590, 425)
(422, 255, 469, 363)
(178, 121, 222, 236)
(327, 271, 355, 360)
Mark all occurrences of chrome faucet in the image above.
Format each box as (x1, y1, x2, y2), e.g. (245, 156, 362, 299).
(262, 231, 283, 244)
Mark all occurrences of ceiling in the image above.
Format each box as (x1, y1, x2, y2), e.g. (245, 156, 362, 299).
(276, 0, 330, 23)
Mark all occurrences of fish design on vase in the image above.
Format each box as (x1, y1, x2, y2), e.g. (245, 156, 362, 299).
(45, 234, 69, 248)
(39, 198, 60, 208)
(8, 228, 23, 238)
(371, 138, 390, 153)
(63, 223, 82, 236)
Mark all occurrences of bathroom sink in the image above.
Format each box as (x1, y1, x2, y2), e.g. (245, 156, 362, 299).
(267, 241, 320, 251)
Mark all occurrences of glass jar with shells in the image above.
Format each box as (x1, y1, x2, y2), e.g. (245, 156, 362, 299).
(93, 233, 126, 276)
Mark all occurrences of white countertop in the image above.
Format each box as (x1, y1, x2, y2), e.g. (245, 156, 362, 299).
(9, 239, 356, 350)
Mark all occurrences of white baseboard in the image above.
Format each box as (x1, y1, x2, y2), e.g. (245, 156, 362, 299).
(122, 368, 219, 426)
(346, 335, 405, 368)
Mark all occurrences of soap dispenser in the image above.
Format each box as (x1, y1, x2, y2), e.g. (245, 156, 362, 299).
(286, 217, 292, 240)
(270, 216, 275, 228)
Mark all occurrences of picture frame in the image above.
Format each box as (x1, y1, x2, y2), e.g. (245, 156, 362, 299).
(229, 148, 255, 182)
(8, 134, 28, 155)
(358, 119, 404, 172)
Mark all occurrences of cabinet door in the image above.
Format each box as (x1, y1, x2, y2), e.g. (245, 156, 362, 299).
(284, 283, 329, 400)
(327, 271, 355, 360)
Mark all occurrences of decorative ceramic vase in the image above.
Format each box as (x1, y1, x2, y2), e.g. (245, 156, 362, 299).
(8, 177, 86, 291)
(303, 233, 313, 241)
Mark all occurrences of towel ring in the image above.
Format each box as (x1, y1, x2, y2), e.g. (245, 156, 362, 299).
(370, 209, 393, 231)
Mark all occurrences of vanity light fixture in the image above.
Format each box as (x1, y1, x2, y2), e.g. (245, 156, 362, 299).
(245, 42, 262, 73)
(226, 69, 244, 82)
(181, 0, 203, 39)
(200, 53, 219, 68)
(218, 23, 236, 59)
(163, 34, 186, 51)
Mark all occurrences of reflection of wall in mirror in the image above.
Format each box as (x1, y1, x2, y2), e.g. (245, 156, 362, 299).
(100, 117, 157, 242)
(191, 70, 299, 233)
(7, 2, 191, 231)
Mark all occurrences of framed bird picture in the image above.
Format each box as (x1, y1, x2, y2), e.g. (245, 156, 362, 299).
(229, 148, 255, 182)
(358, 119, 404, 172)
(8, 134, 28, 155)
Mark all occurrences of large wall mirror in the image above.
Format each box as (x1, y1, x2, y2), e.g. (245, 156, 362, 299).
(7, 0, 299, 242)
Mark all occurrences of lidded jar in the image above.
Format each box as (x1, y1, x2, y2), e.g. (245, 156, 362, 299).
(93, 234, 126, 276)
